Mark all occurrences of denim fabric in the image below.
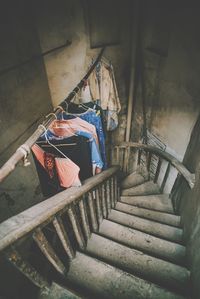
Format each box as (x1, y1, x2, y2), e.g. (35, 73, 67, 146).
(78, 112, 107, 169)
(61, 111, 107, 169)
(76, 130, 103, 170)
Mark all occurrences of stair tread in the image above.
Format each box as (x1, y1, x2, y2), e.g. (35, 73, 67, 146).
(39, 282, 82, 299)
(86, 233, 190, 295)
(116, 202, 181, 227)
(120, 194, 174, 214)
(121, 172, 149, 189)
(66, 251, 187, 299)
(108, 209, 183, 243)
(99, 219, 186, 265)
(121, 181, 161, 196)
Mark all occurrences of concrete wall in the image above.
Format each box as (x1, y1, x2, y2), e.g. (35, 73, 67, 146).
(0, 1, 52, 222)
(172, 115, 200, 299)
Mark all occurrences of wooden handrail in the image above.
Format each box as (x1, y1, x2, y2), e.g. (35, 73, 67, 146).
(0, 166, 119, 252)
(115, 142, 195, 189)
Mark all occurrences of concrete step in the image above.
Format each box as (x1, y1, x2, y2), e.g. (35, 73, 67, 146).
(116, 202, 181, 227)
(66, 252, 187, 299)
(108, 209, 183, 243)
(120, 194, 174, 214)
(121, 181, 160, 196)
(121, 171, 149, 189)
(99, 219, 186, 265)
(39, 282, 82, 299)
(86, 234, 190, 295)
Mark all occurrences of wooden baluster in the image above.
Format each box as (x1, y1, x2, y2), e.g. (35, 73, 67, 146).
(154, 157, 162, 183)
(95, 187, 103, 225)
(161, 162, 171, 192)
(52, 216, 75, 259)
(33, 228, 66, 275)
(126, 147, 131, 173)
(114, 175, 118, 205)
(137, 149, 142, 165)
(67, 206, 86, 249)
(106, 179, 111, 214)
(116, 147, 120, 165)
(110, 177, 115, 208)
(78, 197, 90, 240)
(101, 183, 107, 218)
(87, 192, 98, 232)
(5, 246, 49, 289)
(147, 152, 152, 172)
(123, 147, 127, 173)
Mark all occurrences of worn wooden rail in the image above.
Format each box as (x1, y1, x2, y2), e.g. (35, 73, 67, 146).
(114, 142, 195, 190)
(0, 166, 119, 290)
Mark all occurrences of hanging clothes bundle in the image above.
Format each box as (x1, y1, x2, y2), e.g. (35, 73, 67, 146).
(31, 105, 106, 197)
(88, 57, 121, 131)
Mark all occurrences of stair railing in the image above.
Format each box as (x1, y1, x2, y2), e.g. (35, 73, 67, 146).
(0, 166, 119, 291)
(113, 142, 195, 191)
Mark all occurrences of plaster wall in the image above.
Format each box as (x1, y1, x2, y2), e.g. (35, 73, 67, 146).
(131, 2, 200, 161)
(35, 0, 132, 149)
(172, 115, 200, 299)
(0, 1, 52, 222)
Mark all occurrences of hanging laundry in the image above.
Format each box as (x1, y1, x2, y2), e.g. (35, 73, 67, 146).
(88, 58, 121, 131)
(32, 144, 81, 189)
(60, 105, 107, 169)
(48, 118, 104, 174)
(32, 134, 92, 197)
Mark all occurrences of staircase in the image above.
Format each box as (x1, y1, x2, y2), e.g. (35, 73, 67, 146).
(0, 144, 195, 299)
(45, 179, 189, 299)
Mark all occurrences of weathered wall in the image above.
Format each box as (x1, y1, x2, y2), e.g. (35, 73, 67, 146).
(0, 1, 52, 222)
(35, 0, 132, 148)
(172, 115, 200, 299)
(131, 2, 200, 160)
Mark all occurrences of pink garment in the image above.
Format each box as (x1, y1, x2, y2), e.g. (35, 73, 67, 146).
(49, 118, 99, 145)
(32, 144, 81, 188)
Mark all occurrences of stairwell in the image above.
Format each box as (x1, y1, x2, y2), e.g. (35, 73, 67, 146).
(42, 177, 189, 299)
(0, 145, 194, 299)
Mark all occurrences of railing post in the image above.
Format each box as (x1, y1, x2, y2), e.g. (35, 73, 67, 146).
(78, 196, 91, 240)
(33, 228, 66, 275)
(106, 180, 111, 213)
(67, 206, 86, 250)
(161, 163, 171, 192)
(110, 177, 115, 208)
(53, 216, 75, 259)
(95, 187, 103, 225)
(101, 183, 108, 218)
(154, 157, 162, 183)
(87, 192, 98, 232)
